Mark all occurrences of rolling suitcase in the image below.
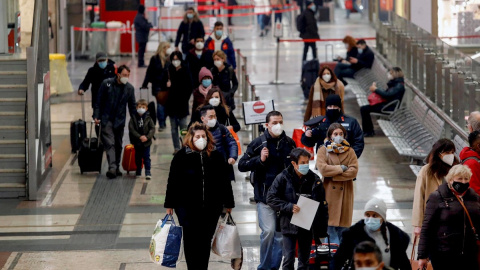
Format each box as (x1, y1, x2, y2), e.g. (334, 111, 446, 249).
(321, 44, 338, 71)
(78, 121, 104, 174)
(70, 96, 87, 153)
(122, 144, 143, 174)
(301, 59, 320, 99)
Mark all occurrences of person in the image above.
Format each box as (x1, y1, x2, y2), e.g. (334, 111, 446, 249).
(238, 111, 296, 270)
(267, 148, 329, 270)
(255, 0, 271, 37)
(186, 36, 214, 87)
(164, 123, 235, 270)
(351, 241, 395, 270)
(334, 35, 358, 77)
(200, 105, 238, 181)
(335, 39, 375, 85)
(94, 65, 136, 179)
(161, 51, 193, 154)
(128, 99, 155, 179)
(346, 0, 363, 19)
(316, 123, 358, 245)
(141, 42, 172, 131)
(270, 0, 285, 23)
(304, 65, 345, 121)
(205, 21, 236, 69)
(418, 164, 480, 270)
(134, 5, 153, 68)
(412, 139, 458, 237)
(227, 0, 238, 26)
(189, 88, 241, 132)
(467, 111, 480, 133)
(211, 50, 239, 110)
(192, 67, 214, 114)
(334, 198, 411, 270)
(360, 67, 405, 137)
(300, 1, 319, 62)
(175, 8, 205, 56)
(302, 95, 364, 158)
(459, 130, 480, 195)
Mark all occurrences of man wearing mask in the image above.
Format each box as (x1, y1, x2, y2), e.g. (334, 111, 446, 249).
(205, 21, 236, 69)
(94, 65, 137, 179)
(351, 241, 395, 270)
(299, 1, 319, 62)
(186, 36, 214, 86)
(302, 95, 364, 158)
(335, 39, 375, 85)
(134, 5, 153, 68)
(239, 110, 296, 270)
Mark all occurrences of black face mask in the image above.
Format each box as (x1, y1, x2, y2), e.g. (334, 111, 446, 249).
(452, 181, 470, 194)
(326, 109, 341, 122)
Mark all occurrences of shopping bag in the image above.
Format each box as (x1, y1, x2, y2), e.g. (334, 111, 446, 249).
(149, 214, 183, 267)
(367, 92, 387, 106)
(292, 128, 315, 160)
(410, 236, 433, 270)
(212, 213, 242, 259)
(227, 127, 242, 156)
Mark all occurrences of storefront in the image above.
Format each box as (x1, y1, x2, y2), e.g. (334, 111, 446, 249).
(438, 0, 480, 45)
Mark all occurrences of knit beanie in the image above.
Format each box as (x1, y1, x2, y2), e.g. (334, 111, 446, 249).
(325, 94, 342, 108)
(198, 67, 213, 82)
(364, 198, 387, 221)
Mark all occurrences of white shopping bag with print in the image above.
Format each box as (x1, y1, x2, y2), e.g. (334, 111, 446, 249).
(149, 214, 183, 267)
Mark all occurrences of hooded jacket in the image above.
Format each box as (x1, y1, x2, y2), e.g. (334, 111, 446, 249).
(79, 59, 116, 108)
(128, 112, 155, 147)
(459, 147, 480, 195)
(205, 33, 237, 69)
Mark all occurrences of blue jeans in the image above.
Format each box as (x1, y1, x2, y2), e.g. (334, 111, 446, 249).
(169, 116, 188, 150)
(156, 102, 166, 128)
(273, 8, 282, 23)
(327, 226, 348, 245)
(257, 14, 266, 30)
(334, 62, 356, 85)
(134, 144, 151, 173)
(257, 202, 283, 270)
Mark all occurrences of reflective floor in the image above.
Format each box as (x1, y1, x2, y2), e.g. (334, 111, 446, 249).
(0, 8, 416, 270)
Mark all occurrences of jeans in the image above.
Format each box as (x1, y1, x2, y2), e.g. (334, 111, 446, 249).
(334, 63, 356, 85)
(360, 103, 385, 133)
(156, 102, 166, 128)
(138, 42, 147, 66)
(101, 121, 124, 171)
(282, 229, 313, 270)
(327, 226, 348, 245)
(134, 144, 151, 174)
(257, 202, 283, 270)
(258, 14, 266, 30)
(303, 42, 317, 61)
(169, 116, 188, 150)
(273, 8, 282, 23)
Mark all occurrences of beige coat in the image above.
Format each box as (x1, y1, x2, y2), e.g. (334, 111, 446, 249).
(411, 165, 444, 227)
(317, 146, 358, 227)
(304, 79, 345, 122)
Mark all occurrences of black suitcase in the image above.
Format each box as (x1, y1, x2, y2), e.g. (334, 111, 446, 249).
(70, 96, 87, 153)
(318, 6, 330, 22)
(78, 122, 104, 174)
(301, 59, 320, 99)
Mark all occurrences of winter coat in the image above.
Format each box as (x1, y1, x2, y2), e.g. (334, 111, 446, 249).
(142, 55, 170, 95)
(316, 145, 358, 227)
(301, 114, 364, 158)
(304, 79, 345, 122)
(374, 77, 405, 110)
(299, 9, 319, 40)
(189, 105, 241, 132)
(160, 65, 193, 118)
(411, 164, 444, 227)
(211, 63, 239, 110)
(351, 45, 374, 71)
(128, 112, 155, 147)
(459, 147, 480, 195)
(339, 46, 358, 62)
(94, 78, 136, 129)
(333, 220, 411, 270)
(175, 20, 206, 53)
(191, 87, 206, 115)
(210, 122, 238, 181)
(78, 59, 116, 108)
(134, 13, 152, 43)
(205, 34, 237, 69)
(186, 48, 214, 87)
(267, 165, 328, 236)
(164, 147, 235, 211)
(418, 183, 480, 269)
(238, 130, 296, 203)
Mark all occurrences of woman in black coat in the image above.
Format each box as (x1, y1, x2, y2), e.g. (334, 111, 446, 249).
(165, 123, 235, 270)
(211, 50, 238, 110)
(174, 8, 205, 55)
(334, 198, 411, 270)
(417, 164, 480, 270)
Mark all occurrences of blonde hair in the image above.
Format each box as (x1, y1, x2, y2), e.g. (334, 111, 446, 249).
(156, 42, 171, 57)
(390, 67, 404, 79)
(183, 8, 200, 23)
(445, 164, 472, 184)
(136, 99, 148, 107)
(213, 50, 227, 61)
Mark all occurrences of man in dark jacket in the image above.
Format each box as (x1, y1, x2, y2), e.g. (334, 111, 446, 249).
(238, 110, 296, 270)
(186, 36, 214, 86)
(300, 1, 319, 62)
(267, 148, 328, 270)
(335, 39, 375, 85)
(134, 5, 153, 68)
(94, 65, 137, 179)
(302, 95, 364, 158)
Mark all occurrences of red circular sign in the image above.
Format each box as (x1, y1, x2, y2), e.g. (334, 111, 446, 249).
(253, 101, 266, 114)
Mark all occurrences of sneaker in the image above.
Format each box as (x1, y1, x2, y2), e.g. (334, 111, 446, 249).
(146, 175, 152, 180)
(116, 169, 123, 177)
(136, 170, 142, 178)
(106, 169, 116, 179)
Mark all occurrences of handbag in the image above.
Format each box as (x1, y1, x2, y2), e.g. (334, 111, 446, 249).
(212, 213, 242, 259)
(367, 92, 387, 106)
(156, 71, 171, 106)
(410, 236, 433, 270)
(292, 127, 315, 160)
(454, 192, 480, 268)
(149, 214, 183, 267)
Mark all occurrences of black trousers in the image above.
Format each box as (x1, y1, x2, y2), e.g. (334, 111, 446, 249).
(360, 103, 385, 133)
(430, 251, 478, 270)
(282, 229, 314, 270)
(303, 42, 317, 61)
(138, 42, 147, 66)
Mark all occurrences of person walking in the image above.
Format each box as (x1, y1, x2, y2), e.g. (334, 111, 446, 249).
(134, 5, 153, 68)
(300, 1, 319, 62)
(211, 50, 238, 110)
(192, 67, 214, 114)
(204, 21, 236, 69)
(175, 8, 205, 56)
(186, 36, 214, 87)
(460, 130, 480, 195)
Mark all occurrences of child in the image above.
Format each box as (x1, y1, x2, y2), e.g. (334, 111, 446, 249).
(128, 99, 155, 179)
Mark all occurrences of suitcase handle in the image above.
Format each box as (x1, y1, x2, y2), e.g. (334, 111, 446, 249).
(89, 121, 102, 148)
(139, 87, 150, 103)
(325, 44, 334, 62)
(81, 95, 86, 121)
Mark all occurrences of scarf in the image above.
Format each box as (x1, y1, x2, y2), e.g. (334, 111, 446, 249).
(312, 78, 337, 117)
(199, 84, 212, 97)
(324, 138, 351, 154)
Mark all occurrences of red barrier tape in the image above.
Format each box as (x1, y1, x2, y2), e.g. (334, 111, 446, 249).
(160, 6, 298, 19)
(280, 37, 376, 43)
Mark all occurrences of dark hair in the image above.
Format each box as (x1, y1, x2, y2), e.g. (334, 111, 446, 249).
(200, 104, 215, 117)
(183, 123, 215, 156)
(319, 65, 338, 83)
(354, 241, 382, 264)
(469, 130, 480, 147)
(195, 36, 205, 41)
(290, 148, 311, 163)
(170, 51, 183, 62)
(326, 123, 347, 140)
(200, 87, 230, 115)
(138, 5, 145, 14)
(379, 222, 390, 254)
(426, 138, 458, 179)
(356, 39, 367, 45)
(214, 21, 224, 28)
(117, 65, 130, 74)
(266, 111, 283, 123)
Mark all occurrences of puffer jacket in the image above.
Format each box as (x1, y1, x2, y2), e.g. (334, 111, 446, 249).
(267, 165, 328, 236)
(128, 112, 155, 147)
(460, 146, 480, 195)
(209, 122, 238, 161)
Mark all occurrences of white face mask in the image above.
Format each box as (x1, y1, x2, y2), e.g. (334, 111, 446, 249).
(172, 60, 181, 68)
(387, 73, 393, 80)
(333, 135, 344, 144)
(271, 123, 284, 136)
(322, 74, 332, 82)
(442, 153, 455, 166)
(120, 77, 128, 84)
(165, 47, 173, 55)
(195, 42, 204, 50)
(206, 119, 217, 128)
(194, 137, 207, 151)
(209, 97, 220, 107)
(214, 60, 223, 68)
(137, 108, 146, 115)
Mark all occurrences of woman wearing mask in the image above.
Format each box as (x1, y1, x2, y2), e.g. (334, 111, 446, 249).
(317, 123, 358, 245)
(141, 42, 172, 131)
(360, 67, 405, 137)
(304, 65, 345, 122)
(165, 123, 235, 270)
(161, 51, 193, 154)
(333, 36, 357, 74)
(412, 139, 458, 238)
(175, 8, 205, 55)
(334, 198, 411, 270)
(417, 165, 480, 270)
(211, 50, 238, 110)
(192, 67, 214, 114)
(189, 88, 241, 132)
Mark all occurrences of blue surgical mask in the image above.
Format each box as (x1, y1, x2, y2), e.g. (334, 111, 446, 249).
(297, 164, 309, 175)
(364, 217, 382, 231)
(358, 48, 364, 54)
(215, 30, 223, 37)
(309, 5, 316, 12)
(98, 61, 107, 69)
(187, 13, 194, 19)
(202, 79, 212, 87)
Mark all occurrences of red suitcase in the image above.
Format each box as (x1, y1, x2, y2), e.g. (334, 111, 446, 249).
(122, 144, 143, 173)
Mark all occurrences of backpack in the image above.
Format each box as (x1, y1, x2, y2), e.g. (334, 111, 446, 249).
(296, 13, 306, 34)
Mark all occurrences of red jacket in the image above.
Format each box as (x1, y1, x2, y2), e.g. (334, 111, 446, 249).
(460, 147, 480, 195)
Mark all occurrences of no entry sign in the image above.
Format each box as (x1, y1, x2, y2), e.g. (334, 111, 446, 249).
(242, 99, 275, 125)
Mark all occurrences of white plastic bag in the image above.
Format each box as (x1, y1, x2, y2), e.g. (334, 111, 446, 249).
(212, 213, 242, 259)
(149, 214, 183, 267)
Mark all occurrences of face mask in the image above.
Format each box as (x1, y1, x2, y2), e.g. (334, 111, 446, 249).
(356, 267, 380, 270)
(215, 30, 223, 37)
(358, 48, 364, 54)
(194, 137, 207, 151)
(209, 97, 220, 107)
(206, 119, 217, 128)
(452, 181, 470, 194)
(195, 42, 204, 50)
(214, 60, 223, 68)
(441, 153, 455, 166)
(333, 135, 344, 144)
(271, 123, 284, 136)
(364, 217, 382, 231)
(387, 73, 393, 80)
(202, 79, 212, 87)
(309, 5, 316, 12)
(297, 164, 309, 175)
(137, 108, 146, 115)
(322, 74, 332, 82)
(165, 47, 173, 55)
(186, 13, 194, 19)
(98, 61, 107, 69)
(326, 109, 341, 121)
(120, 77, 128, 84)
(172, 60, 181, 68)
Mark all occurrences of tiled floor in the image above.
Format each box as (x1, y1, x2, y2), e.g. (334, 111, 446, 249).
(0, 8, 417, 270)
